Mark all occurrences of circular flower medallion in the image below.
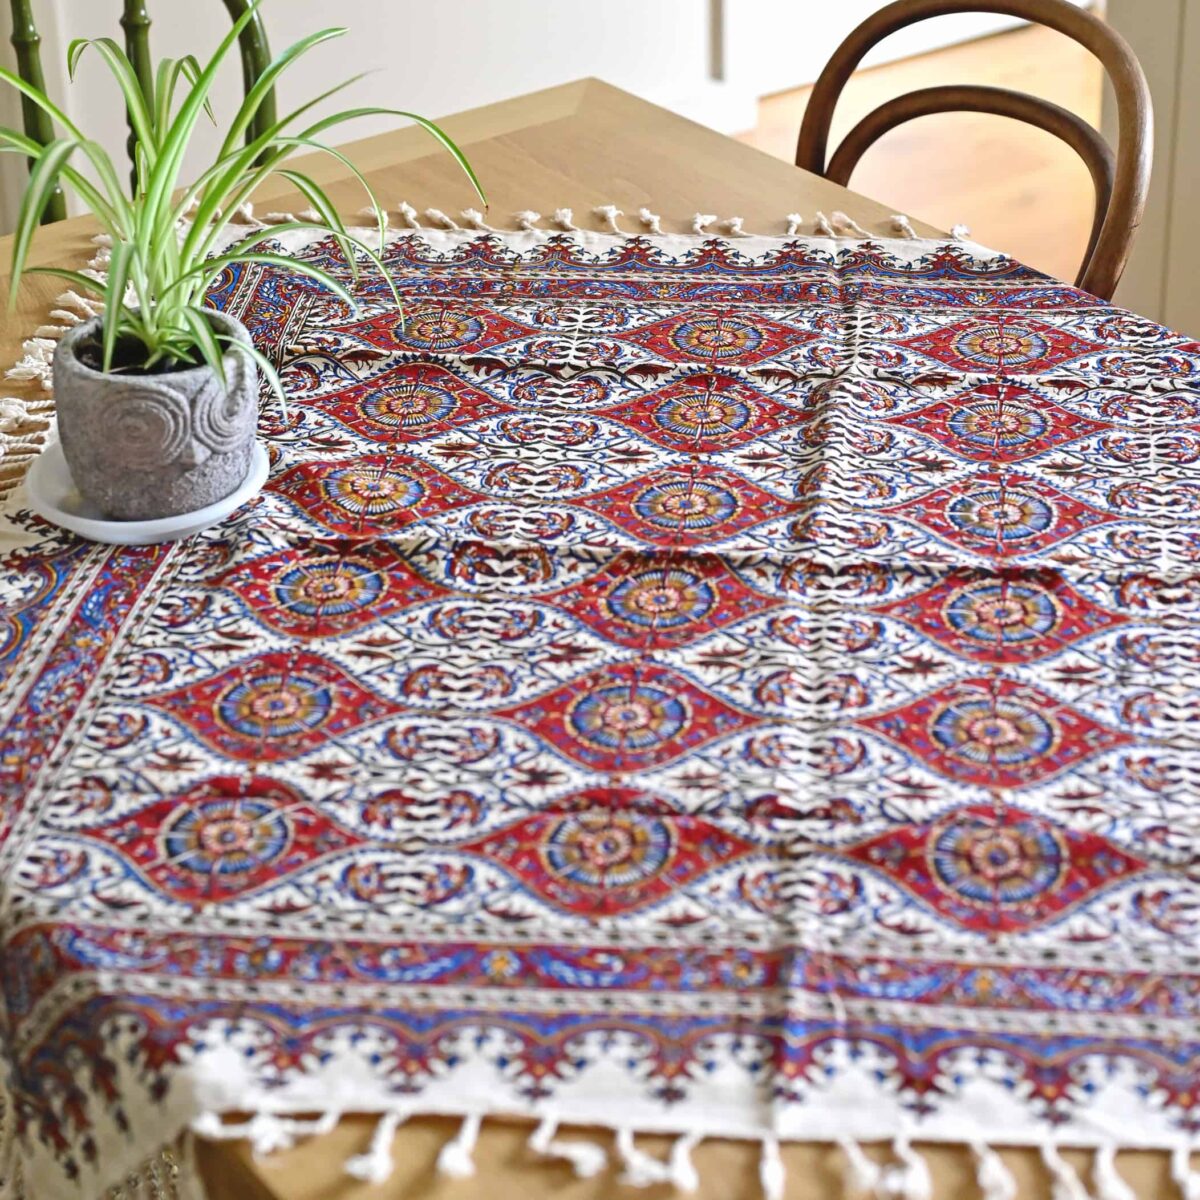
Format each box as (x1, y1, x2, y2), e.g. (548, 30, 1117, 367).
(952, 324, 1049, 368)
(394, 307, 484, 351)
(320, 465, 424, 519)
(668, 317, 763, 361)
(359, 382, 458, 432)
(930, 696, 1057, 769)
(605, 568, 715, 629)
(272, 558, 384, 620)
(942, 580, 1059, 647)
(653, 391, 754, 441)
(569, 683, 688, 751)
(946, 487, 1054, 542)
(947, 399, 1047, 452)
(633, 480, 738, 531)
(163, 798, 290, 879)
(931, 812, 1065, 905)
(217, 671, 332, 741)
(544, 809, 673, 889)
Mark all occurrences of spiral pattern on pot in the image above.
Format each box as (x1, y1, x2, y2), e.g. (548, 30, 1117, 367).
(192, 363, 251, 453)
(107, 384, 193, 471)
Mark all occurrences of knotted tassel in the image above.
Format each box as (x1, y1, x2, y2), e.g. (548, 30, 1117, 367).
(760, 1136, 785, 1200)
(514, 210, 542, 231)
(526, 1117, 607, 1178)
(424, 207, 459, 230)
(1171, 1144, 1200, 1200)
(552, 207, 579, 231)
(298, 207, 322, 222)
(638, 206, 663, 235)
(191, 1110, 340, 1158)
(1093, 1145, 1135, 1200)
(233, 201, 261, 225)
(437, 1113, 482, 1178)
(881, 1136, 932, 1200)
(344, 1109, 410, 1185)
(356, 205, 388, 229)
(723, 216, 751, 237)
(890, 214, 917, 238)
(691, 213, 717, 234)
(839, 1137, 883, 1196)
(1041, 1144, 1093, 1200)
(831, 210, 870, 236)
(461, 208, 497, 231)
(592, 204, 624, 234)
(785, 213, 804, 236)
(55, 290, 100, 317)
(971, 1142, 1017, 1200)
(814, 211, 836, 236)
(91, 232, 113, 248)
(951, 223, 972, 240)
(263, 211, 298, 223)
(615, 1129, 700, 1191)
(397, 201, 421, 228)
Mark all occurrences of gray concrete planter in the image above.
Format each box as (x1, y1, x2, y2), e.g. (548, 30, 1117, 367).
(52, 310, 258, 521)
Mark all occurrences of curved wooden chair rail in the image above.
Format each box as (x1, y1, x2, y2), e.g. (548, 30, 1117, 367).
(795, 0, 1152, 299)
(7, 0, 276, 225)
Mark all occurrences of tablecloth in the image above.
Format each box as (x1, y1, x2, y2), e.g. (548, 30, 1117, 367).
(1, 221, 1198, 1199)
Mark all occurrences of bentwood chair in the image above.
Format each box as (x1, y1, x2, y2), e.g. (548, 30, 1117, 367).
(7, 0, 275, 224)
(795, 0, 1152, 300)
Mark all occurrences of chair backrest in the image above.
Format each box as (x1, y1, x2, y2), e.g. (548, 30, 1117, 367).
(8, 0, 276, 224)
(794, 0, 1152, 300)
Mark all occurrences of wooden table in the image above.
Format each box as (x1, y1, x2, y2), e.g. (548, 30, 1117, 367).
(0, 77, 1167, 1200)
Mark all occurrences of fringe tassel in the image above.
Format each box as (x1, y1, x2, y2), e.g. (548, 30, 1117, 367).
(552, 207, 579, 231)
(356, 205, 389, 229)
(514, 210, 542, 231)
(890, 214, 917, 238)
(839, 1137, 883, 1196)
(638, 206, 664, 235)
(786, 213, 804, 236)
(885, 1136, 932, 1200)
(1093, 1145, 1135, 1200)
(233, 201, 261, 225)
(691, 213, 717, 234)
(298, 207, 321, 222)
(423, 207, 459, 230)
(190, 1111, 340, 1159)
(262, 211, 297, 224)
(436, 1113, 482, 1178)
(615, 1128, 700, 1191)
(1041, 1144, 1093, 1200)
(760, 1136, 785, 1200)
(951, 222, 972, 240)
(397, 201, 421, 229)
(461, 208, 498, 231)
(1171, 1145, 1200, 1200)
(971, 1142, 1017, 1200)
(526, 1118, 607, 1178)
(723, 216, 751, 237)
(343, 1109, 410, 1185)
(592, 204, 624, 234)
(831, 210, 870, 236)
(814, 211, 836, 236)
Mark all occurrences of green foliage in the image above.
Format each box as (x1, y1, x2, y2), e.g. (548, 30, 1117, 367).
(0, 1, 483, 396)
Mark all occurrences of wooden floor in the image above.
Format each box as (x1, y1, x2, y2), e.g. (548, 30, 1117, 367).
(737, 22, 1104, 284)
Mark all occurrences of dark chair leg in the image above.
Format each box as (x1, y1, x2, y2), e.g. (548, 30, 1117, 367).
(9, 0, 67, 223)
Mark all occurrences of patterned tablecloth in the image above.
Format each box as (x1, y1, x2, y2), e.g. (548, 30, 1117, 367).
(1, 225, 1198, 1199)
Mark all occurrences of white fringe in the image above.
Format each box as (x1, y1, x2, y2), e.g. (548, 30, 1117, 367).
(1172, 1145, 1200, 1200)
(723, 216, 751, 237)
(263, 211, 297, 224)
(951, 222, 972, 240)
(552, 207, 579, 231)
(891, 214, 917, 238)
(190, 1111, 340, 1159)
(436, 1113, 482, 1178)
(831, 210, 870, 237)
(1041, 1144, 1092, 1200)
(343, 1109, 410, 1185)
(397, 201, 421, 229)
(298, 207, 321, 222)
(814, 211, 836, 236)
(638, 206, 664, 235)
(526, 1118, 607, 1178)
(514, 210, 542, 231)
(423, 207, 458, 230)
(592, 204, 624, 234)
(615, 1128, 700, 1192)
(971, 1141, 1017, 1200)
(786, 213, 804, 236)
(760, 1136, 785, 1200)
(691, 212, 717, 234)
(461, 208, 497, 231)
(355, 205, 388, 229)
(1093, 1145, 1136, 1200)
(840, 1137, 882, 1195)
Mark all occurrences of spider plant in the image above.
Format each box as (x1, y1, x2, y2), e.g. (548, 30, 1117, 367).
(0, 0, 483, 398)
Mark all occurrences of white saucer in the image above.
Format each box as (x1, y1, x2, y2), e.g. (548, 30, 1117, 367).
(26, 441, 270, 545)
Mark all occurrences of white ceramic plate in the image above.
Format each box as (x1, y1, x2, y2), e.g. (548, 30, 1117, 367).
(26, 440, 270, 545)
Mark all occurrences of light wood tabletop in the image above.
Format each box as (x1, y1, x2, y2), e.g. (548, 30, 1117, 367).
(0, 77, 1167, 1200)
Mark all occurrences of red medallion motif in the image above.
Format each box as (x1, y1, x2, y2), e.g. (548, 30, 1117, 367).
(899, 318, 1101, 373)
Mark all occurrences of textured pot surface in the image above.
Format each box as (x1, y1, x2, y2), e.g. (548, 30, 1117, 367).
(53, 311, 258, 521)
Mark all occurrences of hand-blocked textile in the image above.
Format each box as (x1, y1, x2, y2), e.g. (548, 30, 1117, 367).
(1, 226, 1198, 1197)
